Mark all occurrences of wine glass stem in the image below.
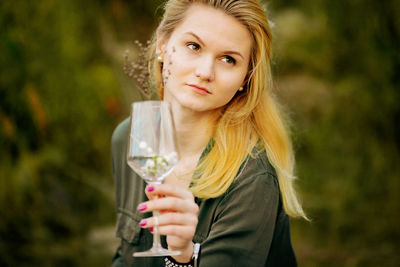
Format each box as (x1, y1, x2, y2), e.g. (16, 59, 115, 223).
(151, 192, 163, 250)
(152, 209, 162, 250)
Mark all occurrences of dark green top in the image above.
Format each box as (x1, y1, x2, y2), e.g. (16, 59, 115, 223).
(111, 118, 297, 266)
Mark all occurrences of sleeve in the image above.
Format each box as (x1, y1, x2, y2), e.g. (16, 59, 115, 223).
(110, 119, 129, 265)
(199, 172, 280, 267)
(111, 119, 130, 212)
(110, 119, 159, 266)
(111, 245, 124, 267)
(110, 122, 124, 266)
(265, 208, 297, 267)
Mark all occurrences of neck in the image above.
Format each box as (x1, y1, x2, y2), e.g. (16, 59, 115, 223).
(162, 104, 218, 188)
(172, 106, 217, 159)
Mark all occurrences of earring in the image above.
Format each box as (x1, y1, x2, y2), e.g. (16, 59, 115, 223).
(157, 56, 163, 62)
(239, 86, 244, 91)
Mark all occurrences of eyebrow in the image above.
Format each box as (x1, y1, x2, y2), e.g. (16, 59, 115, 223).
(183, 31, 244, 60)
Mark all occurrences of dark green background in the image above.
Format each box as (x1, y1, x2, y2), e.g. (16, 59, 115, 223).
(1, 0, 399, 266)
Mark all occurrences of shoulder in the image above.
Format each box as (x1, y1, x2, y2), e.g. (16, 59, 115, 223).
(219, 148, 280, 208)
(112, 117, 130, 147)
(112, 118, 130, 142)
(231, 148, 278, 192)
(111, 118, 130, 169)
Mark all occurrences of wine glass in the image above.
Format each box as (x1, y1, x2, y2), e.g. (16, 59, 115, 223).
(127, 100, 181, 257)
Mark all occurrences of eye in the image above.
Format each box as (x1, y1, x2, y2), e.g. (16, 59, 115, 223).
(222, 56, 236, 65)
(187, 42, 200, 51)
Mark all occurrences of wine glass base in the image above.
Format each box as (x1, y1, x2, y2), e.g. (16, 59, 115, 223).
(133, 247, 181, 257)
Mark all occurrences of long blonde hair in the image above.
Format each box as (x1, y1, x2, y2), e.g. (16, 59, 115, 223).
(148, 0, 306, 219)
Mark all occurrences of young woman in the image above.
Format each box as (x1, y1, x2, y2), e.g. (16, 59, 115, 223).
(112, 0, 306, 266)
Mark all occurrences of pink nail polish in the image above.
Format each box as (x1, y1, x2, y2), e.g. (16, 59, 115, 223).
(139, 220, 147, 226)
(137, 204, 147, 211)
(149, 227, 153, 232)
(147, 186, 155, 192)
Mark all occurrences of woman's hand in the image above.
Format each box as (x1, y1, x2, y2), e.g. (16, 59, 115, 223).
(137, 184, 199, 262)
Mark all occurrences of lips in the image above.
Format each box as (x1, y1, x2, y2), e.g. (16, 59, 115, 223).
(187, 84, 212, 95)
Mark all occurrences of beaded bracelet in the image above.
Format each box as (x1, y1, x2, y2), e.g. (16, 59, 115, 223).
(164, 256, 193, 267)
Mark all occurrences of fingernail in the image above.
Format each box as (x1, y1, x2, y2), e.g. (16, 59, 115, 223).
(139, 220, 147, 226)
(149, 227, 153, 232)
(137, 204, 147, 211)
(147, 186, 154, 192)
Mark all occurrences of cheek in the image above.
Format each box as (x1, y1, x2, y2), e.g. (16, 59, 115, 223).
(218, 71, 245, 93)
(162, 47, 187, 84)
(162, 50, 173, 83)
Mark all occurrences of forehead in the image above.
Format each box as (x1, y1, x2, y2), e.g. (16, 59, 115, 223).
(170, 4, 252, 55)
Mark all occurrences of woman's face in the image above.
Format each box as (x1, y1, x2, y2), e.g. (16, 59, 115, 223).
(159, 4, 252, 113)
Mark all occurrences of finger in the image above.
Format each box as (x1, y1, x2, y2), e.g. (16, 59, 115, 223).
(138, 197, 199, 214)
(152, 225, 196, 239)
(139, 212, 198, 229)
(145, 192, 163, 201)
(145, 184, 194, 201)
(144, 186, 163, 200)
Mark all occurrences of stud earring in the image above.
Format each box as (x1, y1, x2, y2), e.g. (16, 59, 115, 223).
(239, 86, 244, 91)
(157, 56, 163, 62)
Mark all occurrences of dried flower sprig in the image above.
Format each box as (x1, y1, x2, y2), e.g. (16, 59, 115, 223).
(124, 40, 153, 99)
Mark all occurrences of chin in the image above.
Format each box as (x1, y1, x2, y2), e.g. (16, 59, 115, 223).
(182, 103, 209, 112)
(183, 101, 225, 114)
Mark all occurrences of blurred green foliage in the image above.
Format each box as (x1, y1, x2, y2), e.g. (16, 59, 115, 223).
(271, 0, 400, 266)
(0, 0, 132, 265)
(0, 0, 399, 266)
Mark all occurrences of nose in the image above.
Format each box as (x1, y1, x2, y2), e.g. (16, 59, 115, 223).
(195, 56, 215, 82)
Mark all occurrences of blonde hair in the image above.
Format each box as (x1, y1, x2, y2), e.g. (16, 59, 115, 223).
(148, 0, 306, 219)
